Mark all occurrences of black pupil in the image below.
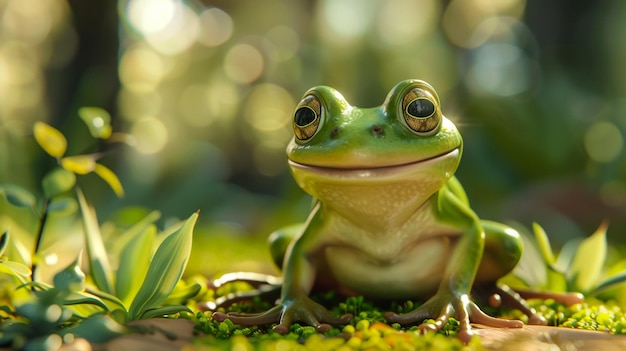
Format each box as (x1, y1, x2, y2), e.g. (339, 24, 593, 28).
(407, 99, 435, 118)
(294, 107, 316, 126)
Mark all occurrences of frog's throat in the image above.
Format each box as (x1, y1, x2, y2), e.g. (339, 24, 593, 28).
(287, 148, 460, 179)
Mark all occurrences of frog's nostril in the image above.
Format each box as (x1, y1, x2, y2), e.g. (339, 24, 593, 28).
(372, 125, 384, 137)
(329, 127, 340, 139)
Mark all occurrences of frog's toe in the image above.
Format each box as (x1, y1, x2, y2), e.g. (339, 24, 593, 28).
(212, 305, 283, 326)
(468, 302, 523, 328)
(384, 308, 432, 324)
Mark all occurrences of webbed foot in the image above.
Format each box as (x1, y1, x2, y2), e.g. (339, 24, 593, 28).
(213, 297, 352, 334)
(384, 292, 522, 343)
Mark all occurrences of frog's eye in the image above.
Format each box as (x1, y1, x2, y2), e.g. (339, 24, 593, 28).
(293, 94, 322, 141)
(402, 89, 441, 135)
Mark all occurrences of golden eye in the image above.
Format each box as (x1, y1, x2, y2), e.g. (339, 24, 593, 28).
(293, 94, 321, 141)
(402, 89, 441, 135)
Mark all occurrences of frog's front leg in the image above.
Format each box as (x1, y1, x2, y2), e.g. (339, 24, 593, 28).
(385, 190, 523, 342)
(213, 205, 351, 334)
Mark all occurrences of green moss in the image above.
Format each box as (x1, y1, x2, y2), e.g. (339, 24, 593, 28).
(182, 292, 626, 350)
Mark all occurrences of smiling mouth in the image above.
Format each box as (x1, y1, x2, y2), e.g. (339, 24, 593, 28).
(288, 148, 460, 179)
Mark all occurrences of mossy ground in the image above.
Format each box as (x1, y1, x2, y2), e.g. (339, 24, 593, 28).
(176, 289, 626, 350)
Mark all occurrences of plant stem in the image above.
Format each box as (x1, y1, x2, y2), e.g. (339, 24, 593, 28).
(31, 197, 50, 284)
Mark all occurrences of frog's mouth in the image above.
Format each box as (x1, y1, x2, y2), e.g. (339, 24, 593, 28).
(288, 148, 460, 179)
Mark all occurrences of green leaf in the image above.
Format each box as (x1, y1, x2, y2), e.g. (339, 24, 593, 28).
(79, 107, 112, 139)
(47, 197, 77, 215)
(511, 229, 547, 288)
(128, 212, 198, 320)
(553, 238, 581, 273)
(568, 221, 608, 293)
(0, 184, 36, 209)
(34, 121, 67, 158)
(42, 167, 76, 198)
(532, 222, 556, 266)
(5, 235, 31, 266)
(164, 281, 202, 305)
(61, 155, 97, 174)
(77, 189, 113, 294)
(593, 271, 626, 294)
(115, 225, 156, 306)
(63, 291, 109, 311)
(93, 163, 124, 197)
(85, 287, 126, 312)
(0, 259, 32, 278)
(63, 314, 129, 343)
(0, 230, 7, 257)
(53, 256, 86, 292)
(139, 305, 191, 320)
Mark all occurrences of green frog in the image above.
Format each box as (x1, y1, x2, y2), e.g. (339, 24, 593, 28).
(207, 79, 581, 341)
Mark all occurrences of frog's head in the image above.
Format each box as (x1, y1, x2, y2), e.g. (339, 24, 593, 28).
(286, 80, 463, 224)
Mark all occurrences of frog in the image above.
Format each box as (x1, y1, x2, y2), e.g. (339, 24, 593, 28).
(206, 79, 583, 341)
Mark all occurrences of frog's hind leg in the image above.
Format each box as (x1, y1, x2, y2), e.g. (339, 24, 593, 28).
(475, 220, 583, 325)
(199, 272, 283, 311)
(474, 220, 546, 324)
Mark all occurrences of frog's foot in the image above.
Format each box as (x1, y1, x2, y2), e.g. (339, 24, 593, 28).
(213, 297, 352, 335)
(198, 272, 282, 311)
(514, 287, 584, 306)
(384, 293, 523, 343)
(476, 283, 584, 325)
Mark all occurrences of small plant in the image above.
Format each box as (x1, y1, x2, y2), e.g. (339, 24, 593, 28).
(507, 221, 626, 300)
(0, 110, 201, 349)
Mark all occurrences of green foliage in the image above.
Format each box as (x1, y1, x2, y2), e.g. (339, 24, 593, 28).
(508, 222, 626, 300)
(0, 231, 31, 283)
(33, 119, 123, 198)
(0, 113, 203, 349)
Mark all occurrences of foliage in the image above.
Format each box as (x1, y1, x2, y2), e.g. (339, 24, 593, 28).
(0, 113, 201, 350)
(506, 222, 626, 301)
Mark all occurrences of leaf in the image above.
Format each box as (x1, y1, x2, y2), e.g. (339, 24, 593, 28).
(532, 222, 556, 266)
(63, 291, 109, 311)
(594, 271, 626, 294)
(128, 212, 198, 320)
(77, 189, 113, 294)
(79, 107, 113, 139)
(164, 281, 202, 305)
(63, 314, 129, 343)
(53, 255, 86, 292)
(568, 221, 608, 293)
(511, 228, 547, 288)
(139, 305, 192, 320)
(47, 197, 78, 215)
(61, 155, 97, 174)
(34, 122, 67, 158)
(553, 238, 581, 273)
(0, 184, 36, 209)
(93, 163, 124, 197)
(0, 230, 7, 257)
(42, 167, 76, 198)
(85, 287, 126, 312)
(5, 234, 31, 266)
(0, 259, 32, 278)
(115, 225, 156, 306)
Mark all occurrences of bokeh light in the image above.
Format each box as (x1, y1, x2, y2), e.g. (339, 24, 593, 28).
(584, 121, 623, 163)
(223, 44, 265, 84)
(2, 0, 624, 246)
(198, 7, 233, 47)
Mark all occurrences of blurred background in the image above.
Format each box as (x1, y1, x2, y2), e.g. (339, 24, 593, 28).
(1, 0, 625, 275)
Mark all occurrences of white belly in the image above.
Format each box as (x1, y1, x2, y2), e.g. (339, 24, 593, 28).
(324, 236, 452, 299)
